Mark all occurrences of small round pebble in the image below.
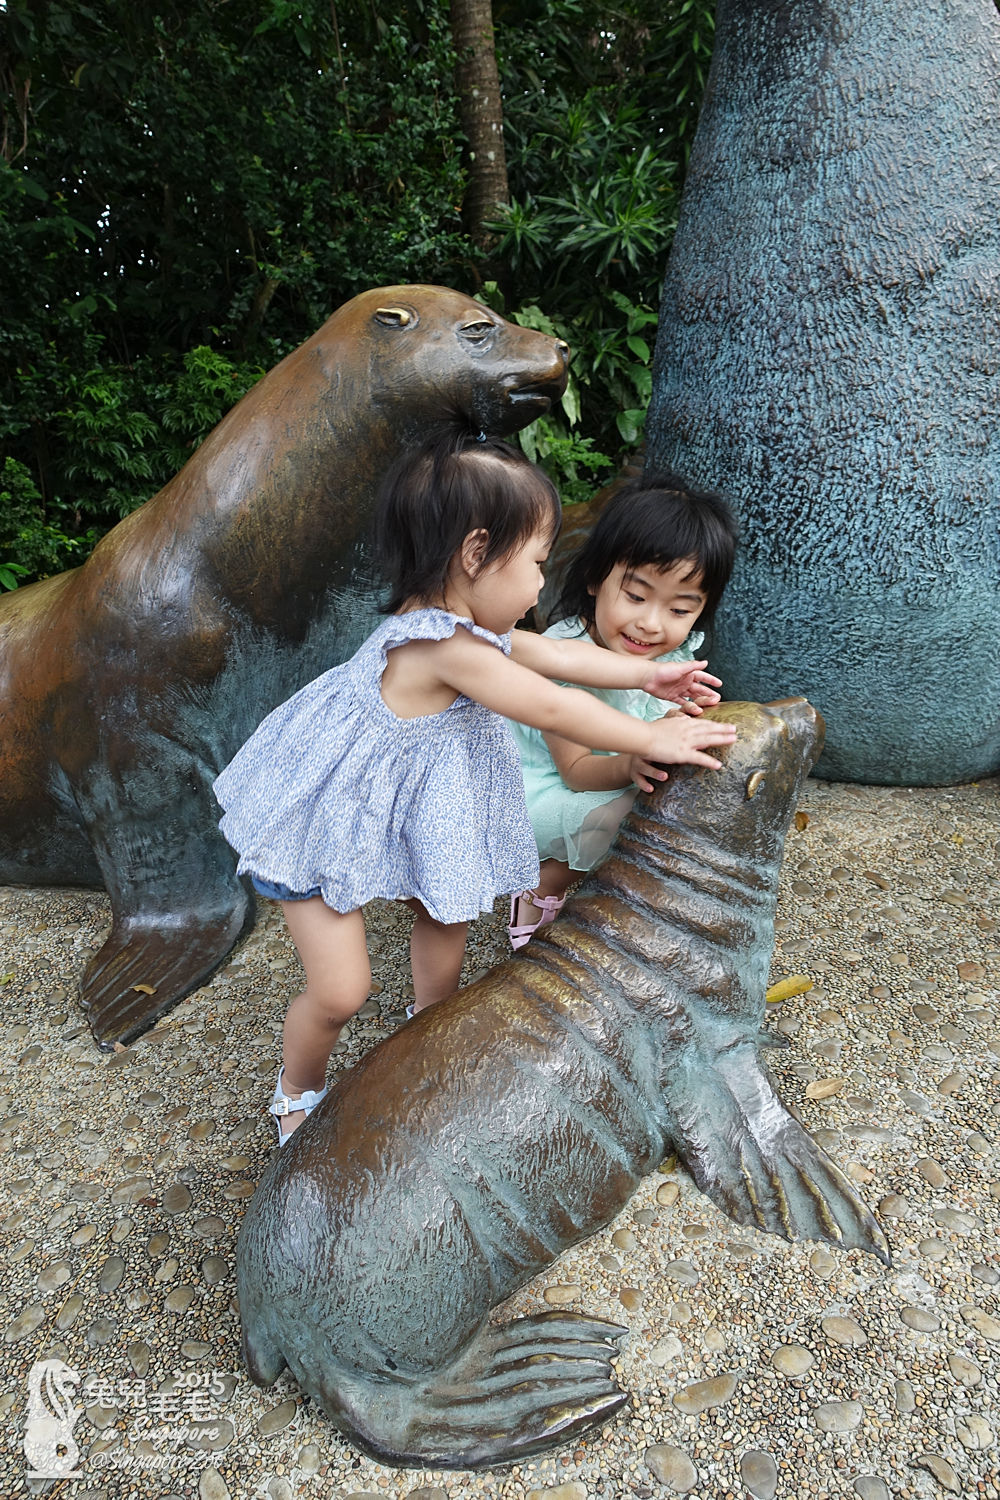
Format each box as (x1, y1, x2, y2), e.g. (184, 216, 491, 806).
(772, 1343, 813, 1375)
(911, 1453, 961, 1493)
(821, 1314, 867, 1346)
(900, 1305, 939, 1332)
(543, 1284, 580, 1305)
(673, 1371, 737, 1414)
(961, 1305, 1000, 1340)
(199, 1469, 231, 1500)
(740, 1450, 777, 1499)
(648, 1334, 683, 1366)
(956, 1415, 994, 1450)
(645, 1444, 698, 1492)
(854, 1479, 890, 1500)
(948, 1352, 981, 1386)
(55, 1294, 84, 1331)
(5, 1304, 46, 1342)
(813, 1400, 863, 1432)
(257, 1398, 298, 1436)
(98, 1254, 125, 1293)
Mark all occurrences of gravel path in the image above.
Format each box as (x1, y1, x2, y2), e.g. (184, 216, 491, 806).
(1, 774, 998, 1500)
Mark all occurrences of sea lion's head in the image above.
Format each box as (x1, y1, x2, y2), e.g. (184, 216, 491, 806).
(639, 699, 824, 872)
(318, 285, 570, 439)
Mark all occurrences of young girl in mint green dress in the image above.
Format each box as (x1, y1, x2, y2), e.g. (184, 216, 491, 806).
(508, 472, 738, 947)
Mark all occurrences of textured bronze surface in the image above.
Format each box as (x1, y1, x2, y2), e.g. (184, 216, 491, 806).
(237, 698, 888, 1470)
(0, 286, 568, 1049)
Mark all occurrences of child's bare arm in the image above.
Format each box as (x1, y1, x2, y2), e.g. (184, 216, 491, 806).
(438, 633, 736, 766)
(511, 629, 721, 706)
(542, 730, 669, 795)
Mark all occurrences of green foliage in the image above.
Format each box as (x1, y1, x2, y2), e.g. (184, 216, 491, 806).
(157, 346, 265, 474)
(483, 0, 712, 499)
(0, 458, 95, 586)
(1, 0, 715, 579)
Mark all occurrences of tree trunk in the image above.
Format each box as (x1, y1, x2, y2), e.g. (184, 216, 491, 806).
(646, 0, 1000, 786)
(450, 0, 508, 245)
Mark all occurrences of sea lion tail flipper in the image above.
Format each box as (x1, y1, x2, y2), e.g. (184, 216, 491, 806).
(666, 1042, 890, 1265)
(322, 1311, 629, 1469)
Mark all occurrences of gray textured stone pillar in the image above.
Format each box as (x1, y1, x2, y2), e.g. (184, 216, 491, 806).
(647, 0, 1000, 784)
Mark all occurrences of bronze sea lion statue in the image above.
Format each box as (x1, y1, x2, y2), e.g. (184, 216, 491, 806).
(236, 698, 889, 1471)
(0, 285, 568, 1050)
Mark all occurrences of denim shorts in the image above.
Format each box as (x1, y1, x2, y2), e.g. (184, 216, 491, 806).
(250, 875, 322, 902)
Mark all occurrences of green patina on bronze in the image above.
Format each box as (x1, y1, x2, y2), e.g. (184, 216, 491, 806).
(236, 698, 888, 1472)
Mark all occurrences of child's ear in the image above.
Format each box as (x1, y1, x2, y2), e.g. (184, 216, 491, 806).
(461, 528, 489, 577)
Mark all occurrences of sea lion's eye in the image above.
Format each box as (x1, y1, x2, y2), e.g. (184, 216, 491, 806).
(745, 769, 766, 799)
(374, 306, 415, 328)
(460, 319, 496, 344)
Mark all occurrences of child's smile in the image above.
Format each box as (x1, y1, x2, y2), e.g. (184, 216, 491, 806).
(588, 560, 707, 658)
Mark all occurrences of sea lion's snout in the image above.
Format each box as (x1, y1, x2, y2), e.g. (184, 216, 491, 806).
(761, 696, 826, 765)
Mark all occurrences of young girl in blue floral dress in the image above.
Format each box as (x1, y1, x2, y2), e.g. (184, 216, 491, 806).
(508, 472, 738, 947)
(213, 433, 736, 1141)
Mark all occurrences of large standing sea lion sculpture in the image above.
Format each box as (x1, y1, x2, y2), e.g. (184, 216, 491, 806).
(0, 285, 568, 1050)
(645, 0, 1000, 785)
(236, 699, 889, 1471)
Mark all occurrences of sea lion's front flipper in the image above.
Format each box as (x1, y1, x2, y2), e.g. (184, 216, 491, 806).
(81, 902, 251, 1050)
(78, 766, 252, 1049)
(666, 1041, 891, 1265)
(321, 1311, 629, 1470)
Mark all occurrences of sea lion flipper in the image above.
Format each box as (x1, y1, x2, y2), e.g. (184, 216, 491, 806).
(76, 769, 254, 1049)
(667, 1042, 891, 1264)
(322, 1312, 629, 1469)
(80, 903, 251, 1051)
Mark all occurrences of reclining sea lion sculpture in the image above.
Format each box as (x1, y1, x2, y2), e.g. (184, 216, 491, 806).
(236, 698, 889, 1471)
(0, 285, 568, 1050)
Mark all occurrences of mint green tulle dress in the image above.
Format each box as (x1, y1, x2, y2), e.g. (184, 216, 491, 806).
(508, 616, 703, 873)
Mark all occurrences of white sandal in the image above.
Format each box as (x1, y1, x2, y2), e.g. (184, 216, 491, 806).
(507, 889, 566, 950)
(269, 1066, 328, 1146)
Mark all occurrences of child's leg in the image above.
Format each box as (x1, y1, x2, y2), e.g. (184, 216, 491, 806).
(278, 898, 370, 1135)
(520, 858, 575, 918)
(404, 900, 468, 1014)
(513, 788, 639, 941)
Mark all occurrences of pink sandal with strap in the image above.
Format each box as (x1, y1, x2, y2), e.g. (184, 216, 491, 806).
(507, 889, 566, 950)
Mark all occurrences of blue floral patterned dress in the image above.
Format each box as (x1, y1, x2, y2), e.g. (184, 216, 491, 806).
(213, 608, 540, 923)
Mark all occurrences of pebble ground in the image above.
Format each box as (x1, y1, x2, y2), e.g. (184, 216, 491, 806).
(1, 775, 997, 1500)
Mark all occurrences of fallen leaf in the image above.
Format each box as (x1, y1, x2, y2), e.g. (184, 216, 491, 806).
(113, 1041, 129, 1053)
(794, 811, 809, 831)
(0, 972, 14, 985)
(131, 983, 157, 995)
(766, 974, 813, 1004)
(805, 1078, 844, 1100)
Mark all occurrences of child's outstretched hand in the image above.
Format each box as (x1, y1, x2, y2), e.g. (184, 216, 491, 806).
(627, 756, 670, 794)
(646, 712, 737, 771)
(641, 660, 722, 715)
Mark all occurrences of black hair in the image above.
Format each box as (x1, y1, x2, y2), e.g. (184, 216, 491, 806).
(553, 470, 738, 633)
(375, 428, 562, 614)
